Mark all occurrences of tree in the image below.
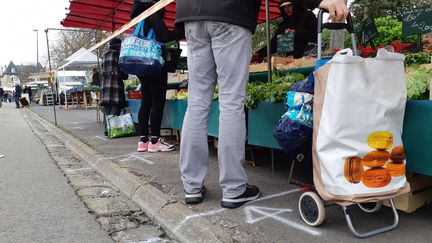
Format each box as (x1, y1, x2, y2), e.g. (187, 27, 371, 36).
(350, 0, 432, 22)
(17, 66, 36, 83)
(50, 29, 111, 68)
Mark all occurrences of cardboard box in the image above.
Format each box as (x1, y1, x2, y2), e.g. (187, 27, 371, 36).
(384, 174, 432, 213)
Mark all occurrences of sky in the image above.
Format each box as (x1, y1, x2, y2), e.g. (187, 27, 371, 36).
(0, 0, 70, 69)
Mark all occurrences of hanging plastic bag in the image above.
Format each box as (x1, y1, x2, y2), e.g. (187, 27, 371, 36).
(119, 20, 165, 76)
(107, 113, 136, 139)
(313, 48, 410, 205)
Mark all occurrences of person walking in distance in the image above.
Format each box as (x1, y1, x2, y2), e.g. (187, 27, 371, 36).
(175, 0, 349, 208)
(14, 84, 22, 108)
(0, 87, 4, 108)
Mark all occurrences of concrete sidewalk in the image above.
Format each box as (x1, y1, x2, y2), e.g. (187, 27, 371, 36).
(27, 104, 432, 242)
(0, 103, 112, 242)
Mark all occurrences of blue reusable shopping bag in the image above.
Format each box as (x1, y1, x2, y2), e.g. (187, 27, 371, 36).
(274, 74, 314, 155)
(119, 21, 165, 76)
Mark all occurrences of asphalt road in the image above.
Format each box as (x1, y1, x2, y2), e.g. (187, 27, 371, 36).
(0, 103, 112, 243)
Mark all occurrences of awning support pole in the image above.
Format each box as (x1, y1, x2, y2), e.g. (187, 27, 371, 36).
(95, 31, 102, 83)
(45, 29, 58, 126)
(265, 0, 272, 83)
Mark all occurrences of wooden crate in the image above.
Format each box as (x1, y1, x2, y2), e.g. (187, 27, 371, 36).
(384, 174, 432, 213)
(249, 63, 269, 73)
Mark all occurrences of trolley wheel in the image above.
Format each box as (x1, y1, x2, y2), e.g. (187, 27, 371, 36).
(299, 191, 325, 226)
(357, 201, 383, 213)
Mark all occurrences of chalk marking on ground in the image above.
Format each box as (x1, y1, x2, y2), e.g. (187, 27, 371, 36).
(244, 205, 321, 236)
(251, 188, 301, 204)
(91, 135, 108, 141)
(245, 206, 293, 224)
(120, 155, 154, 165)
(71, 126, 85, 130)
(173, 208, 226, 232)
(46, 144, 65, 147)
(66, 167, 93, 173)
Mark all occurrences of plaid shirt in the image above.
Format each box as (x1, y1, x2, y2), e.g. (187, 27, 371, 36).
(100, 49, 128, 106)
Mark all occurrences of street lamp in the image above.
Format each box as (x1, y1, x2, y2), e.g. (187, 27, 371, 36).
(33, 29, 39, 73)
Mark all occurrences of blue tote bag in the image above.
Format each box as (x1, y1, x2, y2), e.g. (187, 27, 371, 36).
(119, 21, 165, 76)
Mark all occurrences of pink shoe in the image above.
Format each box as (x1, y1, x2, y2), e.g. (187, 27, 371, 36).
(148, 138, 175, 152)
(137, 141, 148, 152)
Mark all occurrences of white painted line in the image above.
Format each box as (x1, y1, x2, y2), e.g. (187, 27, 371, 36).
(244, 206, 321, 236)
(66, 167, 93, 173)
(110, 153, 137, 160)
(91, 135, 108, 141)
(71, 127, 84, 130)
(0, 155, 4, 158)
(174, 208, 226, 232)
(46, 144, 64, 147)
(245, 206, 292, 224)
(251, 188, 301, 203)
(119, 155, 154, 165)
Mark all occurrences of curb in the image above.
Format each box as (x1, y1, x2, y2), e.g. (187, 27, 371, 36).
(25, 109, 233, 243)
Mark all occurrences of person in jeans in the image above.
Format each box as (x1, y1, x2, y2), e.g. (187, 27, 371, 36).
(130, 0, 184, 153)
(175, 0, 348, 209)
(100, 38, 128, 136)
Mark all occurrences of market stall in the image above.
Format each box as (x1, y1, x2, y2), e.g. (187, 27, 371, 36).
(64, 85, 101, 110)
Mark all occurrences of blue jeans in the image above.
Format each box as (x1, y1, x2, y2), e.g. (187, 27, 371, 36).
(15, 96, 20, 108)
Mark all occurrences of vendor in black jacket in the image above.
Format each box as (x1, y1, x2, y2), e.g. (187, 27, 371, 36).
(131, 0, 185, 153)
(253, 0, 318, 60)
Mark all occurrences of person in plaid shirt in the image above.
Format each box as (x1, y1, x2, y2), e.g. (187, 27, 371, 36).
(100, 38, 129, 136)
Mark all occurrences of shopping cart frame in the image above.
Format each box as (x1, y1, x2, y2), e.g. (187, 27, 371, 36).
(293, 9, 400, 238)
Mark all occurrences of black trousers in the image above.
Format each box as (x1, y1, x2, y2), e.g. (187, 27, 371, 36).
(138, 72, 168, 137)
(103, 104, 122, 133)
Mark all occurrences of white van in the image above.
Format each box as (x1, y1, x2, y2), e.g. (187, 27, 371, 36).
(40, 70, 89, 105)
(56, 70, 88, 94)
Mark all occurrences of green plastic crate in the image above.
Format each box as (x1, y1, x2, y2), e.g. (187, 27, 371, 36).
(403, 100, 432, 176)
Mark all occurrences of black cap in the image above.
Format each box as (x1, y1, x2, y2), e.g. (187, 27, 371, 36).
(109, 38, 122, 47)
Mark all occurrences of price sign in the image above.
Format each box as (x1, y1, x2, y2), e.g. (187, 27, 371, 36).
(277, 32, 294, 55)
(355, 17, 378, 45)
(402, 7, 432, 36)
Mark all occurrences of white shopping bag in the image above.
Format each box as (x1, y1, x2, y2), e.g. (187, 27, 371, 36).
(313, 49, 410, 205)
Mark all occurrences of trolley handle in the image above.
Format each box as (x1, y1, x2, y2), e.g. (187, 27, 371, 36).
(317, 9, 355, 34)
(317, 9, 358, 59)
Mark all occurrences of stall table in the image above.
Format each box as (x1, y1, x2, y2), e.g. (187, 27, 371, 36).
(65, 85, 100, 110)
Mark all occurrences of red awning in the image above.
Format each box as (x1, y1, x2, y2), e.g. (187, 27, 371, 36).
(61, 0, 284, 32)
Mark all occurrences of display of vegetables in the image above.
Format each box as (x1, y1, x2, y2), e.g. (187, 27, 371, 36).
(172, 90, 188, 100)
(245, 72, 305, 109)
(170, 72, 306, 107)
(406, 68, 432, 100)
(404, 52, 432, 67)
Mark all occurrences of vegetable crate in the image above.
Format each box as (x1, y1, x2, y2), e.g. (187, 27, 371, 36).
(383, 173, 432, 212)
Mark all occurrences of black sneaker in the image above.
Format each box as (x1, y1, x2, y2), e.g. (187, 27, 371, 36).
(185, 186, 205, 204)
(221, 184, 260, 209)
